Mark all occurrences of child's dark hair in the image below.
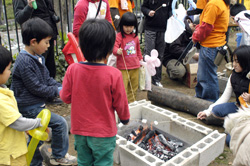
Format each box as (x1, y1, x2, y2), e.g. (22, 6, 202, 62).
(79, 19, 115, 62)
(119, 12, 138, 38)
(232, 45, 250, 76)
(230, 4, 246, 16)
(0, 46, 12, 74)
(21, 17, 53, 46)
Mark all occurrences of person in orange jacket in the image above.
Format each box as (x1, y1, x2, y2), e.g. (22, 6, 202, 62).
(109, 0, 135, 31)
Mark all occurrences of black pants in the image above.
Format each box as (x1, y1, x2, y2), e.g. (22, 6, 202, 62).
(43, 39, 56, 78)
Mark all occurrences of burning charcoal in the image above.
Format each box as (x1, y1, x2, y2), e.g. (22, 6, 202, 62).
(131, 129, 137, 136)
(138, 130, 154, 150)
(138, 125, 144, 131)
(158, 134, 176, 151)
(133, 128, 149, 144)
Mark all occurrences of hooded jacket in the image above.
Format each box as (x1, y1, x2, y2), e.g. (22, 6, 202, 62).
(163, 16, 193, 66)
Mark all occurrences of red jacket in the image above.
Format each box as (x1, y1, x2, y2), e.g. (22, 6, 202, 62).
(60, 62, 130, 137)
(113, 33, 143, 70)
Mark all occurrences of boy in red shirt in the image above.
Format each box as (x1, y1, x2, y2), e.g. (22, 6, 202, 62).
(60, 19, 130, 166)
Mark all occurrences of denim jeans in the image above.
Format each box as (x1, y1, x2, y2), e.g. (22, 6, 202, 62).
(195, 46, 219, 102)
(19, 103, 69, 166)
(212, 102, 238, 117)
(144, 30, 165, 84)
(212, 102, 238, 147)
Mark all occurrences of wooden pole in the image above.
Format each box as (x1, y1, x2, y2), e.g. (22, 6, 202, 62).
(148, 85, 224, 126)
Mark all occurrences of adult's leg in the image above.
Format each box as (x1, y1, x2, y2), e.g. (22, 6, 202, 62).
(144, 30, 156, 84)
(195, 46, 219, 102)
(43, 39, 56, 78)
(153, 31, 165, 83)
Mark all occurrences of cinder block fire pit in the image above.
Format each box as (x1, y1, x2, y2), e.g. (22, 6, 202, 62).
(114, 100, 226, 166)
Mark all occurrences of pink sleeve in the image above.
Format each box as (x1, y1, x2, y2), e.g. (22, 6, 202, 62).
(136, 37, 143, 60)
(73, 2, 88, 37)
(113, 33, 122, 56)
(192, 22, 214, 42)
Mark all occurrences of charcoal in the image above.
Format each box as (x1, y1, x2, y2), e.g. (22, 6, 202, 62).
(131, 129, 137, 136)
(158, 134, 176, 151)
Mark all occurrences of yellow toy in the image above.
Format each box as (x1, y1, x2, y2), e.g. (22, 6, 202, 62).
(26, 109, 51, 166)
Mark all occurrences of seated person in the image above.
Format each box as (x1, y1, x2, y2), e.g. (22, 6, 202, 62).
(163, 16, 198, 80)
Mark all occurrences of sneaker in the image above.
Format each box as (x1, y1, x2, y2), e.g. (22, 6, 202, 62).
(50, 153, 77, 165)
(155, 82, 163, 87)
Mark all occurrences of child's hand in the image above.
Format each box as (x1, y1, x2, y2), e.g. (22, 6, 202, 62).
(117, 48, 123, 55)
(197, 111, 207, 120)
(241, 92, 250, 102)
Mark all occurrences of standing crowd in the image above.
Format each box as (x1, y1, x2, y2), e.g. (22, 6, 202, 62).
(0, 0, 250, 165)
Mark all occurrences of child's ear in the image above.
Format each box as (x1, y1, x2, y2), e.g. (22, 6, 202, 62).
(30, 38, 37, 46)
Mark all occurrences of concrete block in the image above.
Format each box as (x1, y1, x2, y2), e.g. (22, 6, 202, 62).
(114, 100, 225, 166)
(192, 130, 226, 166)
(119, 141, 163, 166)
(114, 135, 127, 164)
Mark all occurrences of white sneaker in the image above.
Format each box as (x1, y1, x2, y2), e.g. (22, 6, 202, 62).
(50, 153, 77, 165)
(155, 82, 163, 87)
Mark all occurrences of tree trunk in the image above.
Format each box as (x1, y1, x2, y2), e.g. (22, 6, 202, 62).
(148, 85, 224, 126)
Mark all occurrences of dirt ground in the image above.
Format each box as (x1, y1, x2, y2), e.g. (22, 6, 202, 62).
(46, 30, 239, 166)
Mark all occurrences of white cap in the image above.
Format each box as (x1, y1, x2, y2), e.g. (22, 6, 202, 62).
(154, 121, 159, 125)
(162, 4, 167, 7)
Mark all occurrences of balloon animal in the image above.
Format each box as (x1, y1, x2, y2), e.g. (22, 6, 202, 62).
(26, 109, 51, 166)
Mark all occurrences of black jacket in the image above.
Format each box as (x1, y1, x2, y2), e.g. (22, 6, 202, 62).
(231, 70, 250, 105)
(141, 0, 172, 32)
(163, 17, 193, 66)
(13, 0, 58, 39)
